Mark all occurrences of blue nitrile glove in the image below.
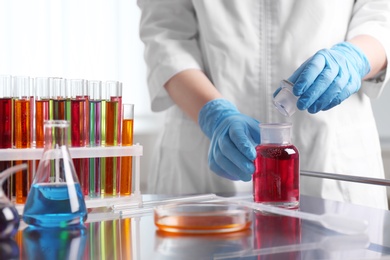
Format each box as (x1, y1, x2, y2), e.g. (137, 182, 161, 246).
(284, 42, 371, 113)
(198, 99, 260, 181)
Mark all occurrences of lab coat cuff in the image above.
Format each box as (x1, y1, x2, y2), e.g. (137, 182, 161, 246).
(348, 32, 390, 99)
(147, 56, 203, 112)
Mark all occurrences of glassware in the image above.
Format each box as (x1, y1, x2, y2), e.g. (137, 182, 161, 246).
(103, 81, 122, 195)
(0, 75, 13, 198)
(88, 80, 103, 197)
(273, 80, 298, 117)
(253, 123, 300, 208)
(120, 104, 134, 195)
(23, 120, 88, 228)
(0, 164, 27, 239)
(35, 77, 50, 148)
(50, 77, 66, 120)
(13, 76, 33, 204)
(69, 79, 89, 195)
(154, 202, 252, 234)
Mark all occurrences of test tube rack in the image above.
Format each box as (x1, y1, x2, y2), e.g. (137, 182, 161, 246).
(0, 144, 143, 213)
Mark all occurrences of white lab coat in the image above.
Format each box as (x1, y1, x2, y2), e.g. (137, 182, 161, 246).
(138, 0, 390, 209)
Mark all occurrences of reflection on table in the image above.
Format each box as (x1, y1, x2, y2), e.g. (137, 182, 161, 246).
(7, 195, 390, 259)
(12, 218, 133, 260)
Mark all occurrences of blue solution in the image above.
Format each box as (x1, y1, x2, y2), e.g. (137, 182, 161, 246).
(23, 225, 87, 260)
(23, 183, 87, 228)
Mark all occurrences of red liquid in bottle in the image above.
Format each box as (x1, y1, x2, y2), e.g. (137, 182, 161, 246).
(253, 143, 299, 208)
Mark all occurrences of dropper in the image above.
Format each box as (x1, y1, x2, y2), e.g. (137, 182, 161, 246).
(215, 196, 368, 235)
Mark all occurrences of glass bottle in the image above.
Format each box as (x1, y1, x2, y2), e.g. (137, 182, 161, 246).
(0, 164, 27, 239)
(23, 120, 88, 228)
(253, 123, 299, 208)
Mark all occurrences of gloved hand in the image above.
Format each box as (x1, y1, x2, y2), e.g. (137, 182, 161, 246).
(198, 99, 260, 181)
(284, 42, 371, 113)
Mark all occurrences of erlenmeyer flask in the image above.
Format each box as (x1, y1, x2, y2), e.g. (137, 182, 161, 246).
(23, 120, 88, 228)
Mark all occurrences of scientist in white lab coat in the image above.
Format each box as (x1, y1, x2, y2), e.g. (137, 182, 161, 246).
(137, 0, 390, 209)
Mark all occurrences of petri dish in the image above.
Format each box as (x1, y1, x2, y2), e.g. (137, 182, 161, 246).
(154, 201, 252, 234)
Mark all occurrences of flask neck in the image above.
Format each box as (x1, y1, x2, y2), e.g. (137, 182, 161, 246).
(260, 123, 292, 145)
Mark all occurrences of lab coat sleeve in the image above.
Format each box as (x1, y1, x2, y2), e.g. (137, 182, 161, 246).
(137, 0, 204, 112)
(347, 0, 390, 99)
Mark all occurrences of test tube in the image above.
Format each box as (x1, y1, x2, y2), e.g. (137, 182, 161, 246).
(29, 78, 35, 148)
(0, 75, 14, 198)
(100, 87, 107, 195)
(108, 81, 122, 194)
(50, 77, 66, 120)
(34, 77, 50, 186)
(103, 81, 121, 196)
(13, 76, 33, 204)
(88, 80, 102, 197)
(70, 79, 89, 195)
(35, 77, 50, 148)
(120, 104, 134, 195)
(64, 79, 72, 145)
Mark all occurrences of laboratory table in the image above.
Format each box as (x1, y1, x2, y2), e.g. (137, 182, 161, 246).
(4, 194, 390, 260)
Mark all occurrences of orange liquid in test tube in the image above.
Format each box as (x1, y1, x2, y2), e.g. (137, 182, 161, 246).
(120, 104, 134, 195)
(35, 99, 49, 148)
(105, 100, 118, 195)
(14, 98, 31, 204)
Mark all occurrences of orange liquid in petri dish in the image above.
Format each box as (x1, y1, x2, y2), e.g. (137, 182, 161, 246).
(155, 214, 251, 233)
(154, 203, 252, 234)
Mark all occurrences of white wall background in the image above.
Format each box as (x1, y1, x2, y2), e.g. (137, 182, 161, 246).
(0, 0, 165, 191)
(0, 0, 164, 131)
(1, 0, 389, 191)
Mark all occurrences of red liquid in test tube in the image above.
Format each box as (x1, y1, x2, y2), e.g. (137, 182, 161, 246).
(0, 75, 13, 198)
(70, 79, 89, 195)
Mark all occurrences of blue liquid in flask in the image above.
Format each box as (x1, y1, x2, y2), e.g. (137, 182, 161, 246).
(23, 183, 87, 228)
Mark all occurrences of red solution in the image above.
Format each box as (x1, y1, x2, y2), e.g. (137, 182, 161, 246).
(254, 211, 301, 259)
(253, 143, 299, 208)
(0, 98, 12, 148)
